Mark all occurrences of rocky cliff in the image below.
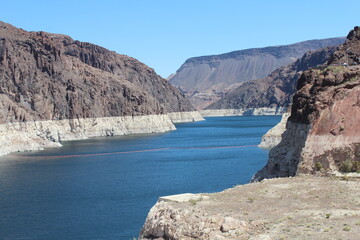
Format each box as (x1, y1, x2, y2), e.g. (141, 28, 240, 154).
(0, 21, 203, 156)
(206, 47, 338, 113)
(169, 38, 345, 109)
(258, 112, 290, 149)
(253, 26, 360, 181)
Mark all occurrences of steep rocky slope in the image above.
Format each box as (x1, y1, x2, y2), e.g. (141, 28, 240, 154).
(253, 26, 360, 181)
(205, 47, 337, 114)
(0, 21, 203, 156)
(169, 38, 345, 109)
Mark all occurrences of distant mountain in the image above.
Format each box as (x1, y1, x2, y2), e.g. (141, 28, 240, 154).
(205, 47, 337, 111)
(169, 38, 345, 109)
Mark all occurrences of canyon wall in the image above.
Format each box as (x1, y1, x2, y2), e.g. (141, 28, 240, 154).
(0, 21, 202, 156)
(253, 26, 360, 181)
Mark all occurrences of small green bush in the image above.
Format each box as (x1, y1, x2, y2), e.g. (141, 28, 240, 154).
(353, 161, 360, 173)
(340, 160, 353, 172)
(325, 65, 347, 73)
(315, 162, 323, 171)
(340, 159, 360, 173)
(343, 225, 351, 231)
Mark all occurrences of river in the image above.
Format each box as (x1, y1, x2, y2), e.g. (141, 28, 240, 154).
(0, 115, 280, 240)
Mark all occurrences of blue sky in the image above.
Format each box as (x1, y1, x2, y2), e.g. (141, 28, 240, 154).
(2, 0, 359, 78)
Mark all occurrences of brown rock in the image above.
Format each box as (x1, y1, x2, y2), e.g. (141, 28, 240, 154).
(253, 26, 360, 181)
(0, 21, 195, 125)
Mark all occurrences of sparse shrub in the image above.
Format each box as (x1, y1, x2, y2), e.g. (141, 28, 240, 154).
(349, 76, 358, 82)
(325, 65, 347, 73)
(189, 199, 197, 205)
(188, 196, 203, 205)
(315, 162, 323, 171)
(343, 225, 351, 231)
(340, 159, 360, 173)
(340, 160, 354, 172)
(326, 213, 331, 219)
(352, 161, 360, 173)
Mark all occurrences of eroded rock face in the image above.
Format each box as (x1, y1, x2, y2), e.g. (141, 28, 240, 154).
(0, 21, 195, 124)
(206, 47, 337, 111)
(253, 26, 360, 181)
(0, 21, 202, 156)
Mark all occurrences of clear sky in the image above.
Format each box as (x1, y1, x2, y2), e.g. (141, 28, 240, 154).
(2, 0, 359, 78)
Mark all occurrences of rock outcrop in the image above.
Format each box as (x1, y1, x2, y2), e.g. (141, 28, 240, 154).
(0, 21, 203, 156)
(258, 112, 290, 149)
(140, 176, 360, 240)
(169, 38, 345, 109)
(253, 26, 360, 181)
(205, 46, 338, 114)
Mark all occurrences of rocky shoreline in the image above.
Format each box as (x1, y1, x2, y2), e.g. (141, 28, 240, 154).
(0, 111, 203, 157)
(200, 107, 286, 117)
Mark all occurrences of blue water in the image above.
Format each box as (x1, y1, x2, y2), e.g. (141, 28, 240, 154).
(0, 116, 280, 240)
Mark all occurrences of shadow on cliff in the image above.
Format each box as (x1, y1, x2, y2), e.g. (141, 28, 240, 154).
(251, 118, 310, 182)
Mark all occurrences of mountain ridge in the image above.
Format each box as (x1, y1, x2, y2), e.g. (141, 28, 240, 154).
(169, 37, 345, 109)
(205, 46, 338, 111)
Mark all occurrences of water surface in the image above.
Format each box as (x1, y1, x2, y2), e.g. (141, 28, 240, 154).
(0, 116, 280, 239)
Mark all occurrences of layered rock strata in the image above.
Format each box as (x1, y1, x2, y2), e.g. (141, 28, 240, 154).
(169, 38, 345, 109)
(200, 107, 286, 117)
(206, 47, 338, 112)
(253, 26, 360, 181)
(0, 21, 202, 156)
(0, 114, 176, 157)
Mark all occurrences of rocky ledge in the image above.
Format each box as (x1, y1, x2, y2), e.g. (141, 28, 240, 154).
(140, 176, 360, 240)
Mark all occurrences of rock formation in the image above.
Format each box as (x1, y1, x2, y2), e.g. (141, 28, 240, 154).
(169, 38, 345, 109)
(0, 21, 203, 156)
(204, 46, 338, 116)
(258, 112, 290, 149)
(139, 27, 360, 240)
(140, 176, 360, 240)
(253, 26, 360, 181)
